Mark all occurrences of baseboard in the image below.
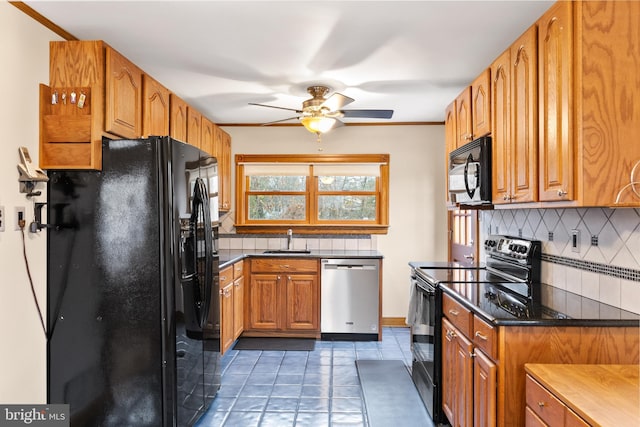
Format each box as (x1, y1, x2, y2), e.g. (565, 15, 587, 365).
(382, 317, 408, 327)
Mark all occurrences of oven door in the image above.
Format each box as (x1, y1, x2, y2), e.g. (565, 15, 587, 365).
(409, 275, 440, 420)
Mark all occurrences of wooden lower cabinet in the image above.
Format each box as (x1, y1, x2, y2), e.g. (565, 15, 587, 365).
(246, 258, 319, 337)
(441, 293, 639, 427)
(525, 375, 589, 427)
(442, 316, 496, 427)
(219, 260, 245, 355)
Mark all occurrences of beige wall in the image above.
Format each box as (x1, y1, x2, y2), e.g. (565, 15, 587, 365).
(0, 1, 62, 403)
(222, 125, 449, 319)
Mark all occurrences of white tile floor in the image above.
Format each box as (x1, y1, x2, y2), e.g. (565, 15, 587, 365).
(196, 327, 413, 427)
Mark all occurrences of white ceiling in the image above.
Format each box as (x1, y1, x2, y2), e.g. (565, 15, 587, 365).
(24, 0, 554, 125)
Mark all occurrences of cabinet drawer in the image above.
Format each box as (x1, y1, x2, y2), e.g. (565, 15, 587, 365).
(526, 375, 564, 426)
(233, 260, 244, 279)
(442, 293, 472, 337)
(525, 406, 548, 427)
(219, 265, 233, 288)
(565, 407, 589, 427)
(472, 315, 497, 359)
(251, 258, 317, 273)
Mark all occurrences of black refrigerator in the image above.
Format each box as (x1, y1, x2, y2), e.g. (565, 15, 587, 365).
(46, 136, 220, 426)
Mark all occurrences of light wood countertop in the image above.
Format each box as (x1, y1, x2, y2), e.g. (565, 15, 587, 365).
(525, 364, 640, 427)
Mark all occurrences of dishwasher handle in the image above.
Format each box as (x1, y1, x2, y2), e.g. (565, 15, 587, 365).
(322, 264, 377, 270)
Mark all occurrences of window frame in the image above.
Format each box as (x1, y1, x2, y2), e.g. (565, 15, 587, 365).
(234, 154, 389, 234)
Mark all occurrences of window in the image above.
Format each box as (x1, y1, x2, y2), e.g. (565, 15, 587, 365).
(235, 154, 389, 234)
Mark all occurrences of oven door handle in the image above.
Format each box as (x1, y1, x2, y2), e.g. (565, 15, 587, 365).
(413, 280, 436, 296)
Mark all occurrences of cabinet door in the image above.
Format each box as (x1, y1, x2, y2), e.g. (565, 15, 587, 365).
(187, 107, 202, 150)
(473, 349, 497, 427)
(453, 326, 473, 427)
(510, 25, 539, 203)
(491, 49, 511, 205)
(248, 273, 281, 330)
(170, 94, 188, 143)
(201, 117, 215, 156)
(142, 74, 169, 137)
(220, 284, 234, 355)
(471, 69, 491, 138)
(285, 274, 319, 331)
(233, 276, 244, 339)
(444, 100, 457, 205)
(442, 319, 457, 424)
(218, 127, 232, 211)
(455, 87, 473, 148)
(538, 0, 574, 202)
(105, 47, 142, 139)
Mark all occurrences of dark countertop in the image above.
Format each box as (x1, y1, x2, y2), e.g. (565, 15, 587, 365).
(219, 249, 383, 269)
(439, 282, 640, 327)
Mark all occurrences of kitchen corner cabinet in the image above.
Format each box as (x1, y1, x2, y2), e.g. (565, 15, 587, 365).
(142, 74, 170, 137)
(219, 260, 245, 355)
(246, 258, 319, 337)
(41, 40, 142, 169)
(440, 292, 639, 426)
(491, 25, 538, 205)
(543, 1, 640, 207)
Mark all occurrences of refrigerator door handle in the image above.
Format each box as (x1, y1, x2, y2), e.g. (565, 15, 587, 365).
(190, 177, 213, 329)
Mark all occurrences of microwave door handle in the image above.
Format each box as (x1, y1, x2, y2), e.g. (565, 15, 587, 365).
(463, 153, 476, 199)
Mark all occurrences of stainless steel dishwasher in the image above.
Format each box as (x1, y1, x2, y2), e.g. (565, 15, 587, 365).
(321, 258, 380, 340)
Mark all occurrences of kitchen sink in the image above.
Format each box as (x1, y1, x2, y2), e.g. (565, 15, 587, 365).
(263, 249, 311, 254)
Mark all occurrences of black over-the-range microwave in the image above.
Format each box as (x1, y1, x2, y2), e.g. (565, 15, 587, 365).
(448, 136, 492, 205)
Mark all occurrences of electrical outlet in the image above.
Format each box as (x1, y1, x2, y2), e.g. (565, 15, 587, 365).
(15, 206, 25, 231)
(0, 205, 5, 232)
(571, 229, 580, 253)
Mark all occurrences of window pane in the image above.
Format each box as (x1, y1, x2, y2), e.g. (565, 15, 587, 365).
(249, 176, 306, 191)
(318, 195, 376, 220)
(318, 176, 376, 192)
(248, 195, 306, 220)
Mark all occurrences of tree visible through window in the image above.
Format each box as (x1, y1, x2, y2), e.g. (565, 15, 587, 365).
(235, 154, 389, 234)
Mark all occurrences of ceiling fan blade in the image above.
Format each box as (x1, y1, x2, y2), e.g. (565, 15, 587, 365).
(261, 116, 301, 126)
(249, 102, 302, 113)
(320, 92, 354, 112)
(340, 109, 394, 119)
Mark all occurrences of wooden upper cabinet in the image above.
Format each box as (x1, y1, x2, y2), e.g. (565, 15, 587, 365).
(142, 74, 170, 137)
(471, 69, 491, 138)
(186, 107, 202, 150)
(218, 128, 232, 211)
(491, 48, 511, 205)
(105, 47, 143, 139)
(538, 1, 574, 202)
(169, 94, 188, 143)
(510, 25, 539, 204)
(201, 117, 215, 156)
(455, 87, 473, 148)
(444, 100, 457, 205)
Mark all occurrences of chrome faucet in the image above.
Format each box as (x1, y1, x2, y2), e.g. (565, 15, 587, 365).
(287, 228, 293, 250)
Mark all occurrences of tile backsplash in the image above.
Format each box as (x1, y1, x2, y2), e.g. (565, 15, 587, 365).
(480, 208, 640, 314)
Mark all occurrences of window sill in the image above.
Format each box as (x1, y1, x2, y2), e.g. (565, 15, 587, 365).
(234, 224, 389, 235)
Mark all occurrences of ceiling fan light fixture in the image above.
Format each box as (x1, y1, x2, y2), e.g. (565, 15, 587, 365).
(300, 116, 337, 134)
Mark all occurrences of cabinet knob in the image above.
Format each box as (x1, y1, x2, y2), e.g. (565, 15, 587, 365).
(538, 401, 546, 408)
(557, 189, 567, 197)
(448, 309, 459, 316)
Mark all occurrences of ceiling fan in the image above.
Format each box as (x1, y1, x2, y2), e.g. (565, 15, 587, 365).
(249, 85, 394, 137)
